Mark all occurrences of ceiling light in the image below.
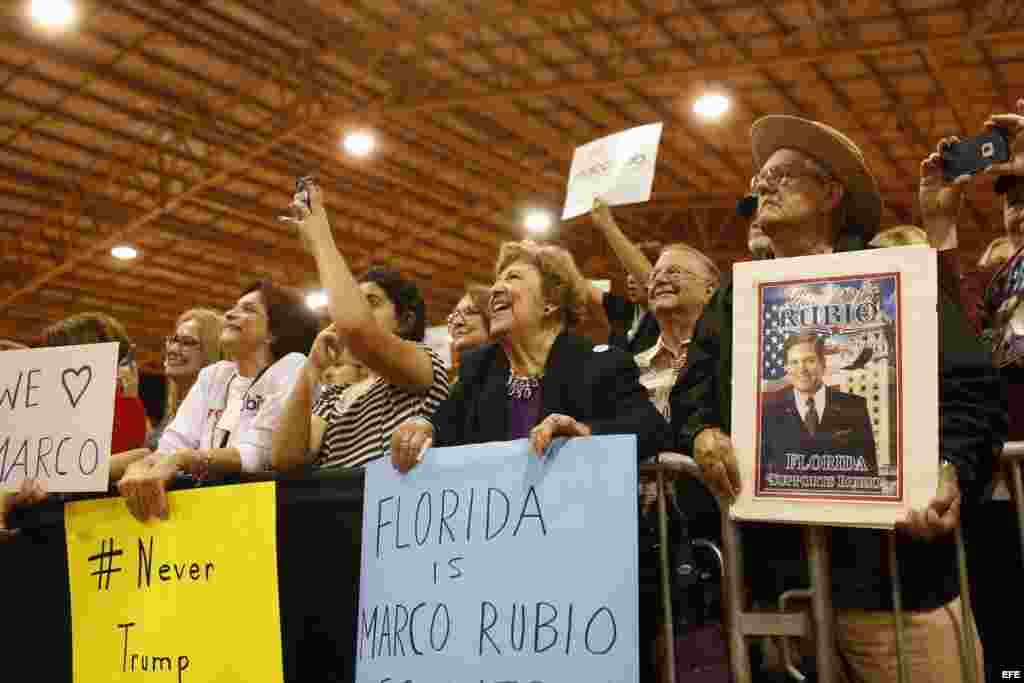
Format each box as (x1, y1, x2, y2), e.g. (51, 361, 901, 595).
(111, 245, 138, 260)
(524, 210, 552, 234)
(306, 290, 328, 311)
(693, 93, 730, 120)
(29, 0, 77, 30)
(343, 131, 375, 158)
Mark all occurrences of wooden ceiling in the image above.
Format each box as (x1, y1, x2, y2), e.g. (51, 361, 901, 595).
(2, 0, 1023, 368)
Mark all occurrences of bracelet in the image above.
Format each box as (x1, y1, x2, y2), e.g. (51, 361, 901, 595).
(406, 416, 435, 432)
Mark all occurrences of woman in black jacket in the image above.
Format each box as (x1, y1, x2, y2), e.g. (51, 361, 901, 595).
(390, 239, 670, 470)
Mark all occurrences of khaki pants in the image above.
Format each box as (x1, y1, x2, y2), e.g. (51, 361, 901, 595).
(763, 598, 983, 683)
(835, 597, 983, 683)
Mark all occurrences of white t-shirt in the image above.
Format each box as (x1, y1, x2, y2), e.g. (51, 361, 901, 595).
(214, 375, 253, 449)
(158, 353, 305, 472)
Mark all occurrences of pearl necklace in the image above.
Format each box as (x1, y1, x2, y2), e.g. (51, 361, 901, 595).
(507, 370, 542, 400)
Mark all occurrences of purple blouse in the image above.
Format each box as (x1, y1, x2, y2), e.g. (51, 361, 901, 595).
(507, 390, 543, 440)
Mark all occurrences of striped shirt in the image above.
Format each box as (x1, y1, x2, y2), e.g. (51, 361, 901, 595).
(312, 345, 449, 469)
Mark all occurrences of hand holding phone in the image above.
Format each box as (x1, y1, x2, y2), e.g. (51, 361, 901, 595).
(941, 127, 1010, 181)
(277, 174, 316, 223)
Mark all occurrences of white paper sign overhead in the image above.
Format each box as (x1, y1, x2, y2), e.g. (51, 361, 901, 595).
(0, 343, 118, 492)
(562, 123, 663, 220)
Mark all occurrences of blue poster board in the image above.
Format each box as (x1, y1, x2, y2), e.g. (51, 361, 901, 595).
(357, 435, 639, 683)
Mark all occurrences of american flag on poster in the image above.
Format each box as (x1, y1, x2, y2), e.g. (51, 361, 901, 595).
(760, 278, 899, 381)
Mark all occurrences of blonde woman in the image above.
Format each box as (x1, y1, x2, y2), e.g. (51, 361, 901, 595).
(108, 309, 224, 481)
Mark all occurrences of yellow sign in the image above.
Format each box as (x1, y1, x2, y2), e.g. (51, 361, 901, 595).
(65, 482, 282, 683)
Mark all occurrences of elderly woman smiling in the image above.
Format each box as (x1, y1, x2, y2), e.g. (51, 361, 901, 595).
(447, 285, 491, 355)
(390, 240, 670, 471)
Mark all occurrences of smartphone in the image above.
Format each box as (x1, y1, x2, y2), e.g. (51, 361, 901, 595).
(296, 175, 315, 211)
(942, 127, 1010, 181)
(119, 345, 136, 369)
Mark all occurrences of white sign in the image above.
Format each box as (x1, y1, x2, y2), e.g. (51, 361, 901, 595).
(562, 123, 663, 220)
(357, 435, 639, 683)
(0, 343, 118, 492)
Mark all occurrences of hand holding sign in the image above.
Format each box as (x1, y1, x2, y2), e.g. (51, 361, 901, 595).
(562, 123, 663, 220)
(389, 418, 433, 473)
(117, 453, 179, 522)
(529, 413, 592, 457)
(0, 478, 47, 540)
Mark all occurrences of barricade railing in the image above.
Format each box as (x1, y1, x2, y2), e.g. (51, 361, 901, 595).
(1002, 440, 1024, 559)
(7, 449, 997, 683)
(643, 454, 982, 683)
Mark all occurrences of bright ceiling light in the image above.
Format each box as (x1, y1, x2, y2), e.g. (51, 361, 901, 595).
(306, 290, 328, 311)
(110, 245, 138, 260)
(524, 210, 552, 234)
(343, 131, 375, 158)
(693, 93, 730, 120)
(29, 0, 77, 30)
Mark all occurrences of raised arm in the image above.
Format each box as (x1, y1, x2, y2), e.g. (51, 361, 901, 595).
(590, 198, 654, 286)
(285, 183, 435, 393)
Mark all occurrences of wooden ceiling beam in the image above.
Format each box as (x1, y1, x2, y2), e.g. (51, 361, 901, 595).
(0, 102, 501, 284)
(344, 26, 1024, 119)
(0, 73, 506, 263)
(524, 5, 739, 189)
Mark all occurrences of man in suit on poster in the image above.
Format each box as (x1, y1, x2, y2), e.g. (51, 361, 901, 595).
(760, 330, 878, 489)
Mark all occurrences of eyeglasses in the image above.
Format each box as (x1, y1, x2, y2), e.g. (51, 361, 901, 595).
(648, 265, 707, 284)
(751, 163, 832, 191)
(447, 307, 482, 326)
(165, 335, 201, 350)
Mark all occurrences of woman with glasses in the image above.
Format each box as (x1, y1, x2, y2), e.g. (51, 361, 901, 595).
(117, 282, 318, 522)
(109, 309, 224, 481)
(448, 285, 491, 372)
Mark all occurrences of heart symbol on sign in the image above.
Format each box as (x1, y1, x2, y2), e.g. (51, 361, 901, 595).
(62, 366, 93, 408)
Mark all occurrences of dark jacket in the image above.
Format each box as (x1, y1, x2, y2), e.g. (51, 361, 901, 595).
(603, 292, 660, 354)
(432, 332, 671, 461)
(760, 387, 878, 489)
(669, 273, 1007, 610)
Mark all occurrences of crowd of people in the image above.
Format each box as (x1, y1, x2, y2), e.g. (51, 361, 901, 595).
(5, 100, 1024, 682)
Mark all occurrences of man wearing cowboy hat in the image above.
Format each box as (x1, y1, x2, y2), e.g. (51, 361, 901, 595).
(671, 115, 1005, 681)
(921, 99, 1024, 682)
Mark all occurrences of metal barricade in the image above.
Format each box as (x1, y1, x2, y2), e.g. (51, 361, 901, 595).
(1002, 441, 1024, 560)
(643, 456, 980, 683)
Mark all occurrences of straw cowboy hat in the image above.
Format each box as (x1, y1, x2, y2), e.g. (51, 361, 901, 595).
(751, 115, 883, 242)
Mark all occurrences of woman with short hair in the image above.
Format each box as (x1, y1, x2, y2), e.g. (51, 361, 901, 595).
(389, 239, 670, 471)
(272, 183, 449, 471)
(117, 282, 318, 521)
